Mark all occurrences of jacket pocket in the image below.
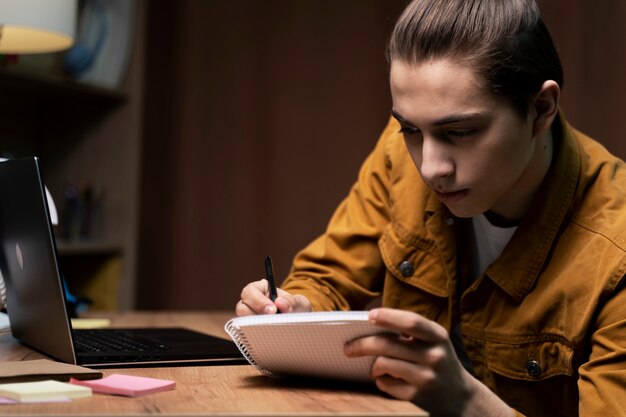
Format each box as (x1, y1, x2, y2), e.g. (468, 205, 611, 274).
(478, 339, 577, 417)
(484, 338, 574, 381)
(378, 223, 449, 298)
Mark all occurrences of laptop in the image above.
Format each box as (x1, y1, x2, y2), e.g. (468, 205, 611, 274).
(0, 157, 246, 368)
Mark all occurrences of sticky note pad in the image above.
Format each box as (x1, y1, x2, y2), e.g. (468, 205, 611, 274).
(0, 396, 71, 404)
(0, 397, 17, 404)
(70, 318, 112, 329)
(70, 374, 175, 397)
(0, 380, 92, 403)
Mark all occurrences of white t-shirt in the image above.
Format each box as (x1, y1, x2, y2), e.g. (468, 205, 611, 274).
(470, 213, 518, 281)
(452, 213, 518, 373)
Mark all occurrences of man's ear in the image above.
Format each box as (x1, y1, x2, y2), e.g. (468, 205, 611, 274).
(531, 80, 560, 137)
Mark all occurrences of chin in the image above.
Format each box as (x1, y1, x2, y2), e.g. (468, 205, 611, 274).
(445, 204, 485, 219)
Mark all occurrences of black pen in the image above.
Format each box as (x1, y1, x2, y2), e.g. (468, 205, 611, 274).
(264, 256, 279, 309)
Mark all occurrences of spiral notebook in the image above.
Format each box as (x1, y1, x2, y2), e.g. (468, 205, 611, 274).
(225, 311, 391, 382)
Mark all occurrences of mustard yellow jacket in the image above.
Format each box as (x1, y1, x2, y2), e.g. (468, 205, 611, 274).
(282, 114, 626, 416)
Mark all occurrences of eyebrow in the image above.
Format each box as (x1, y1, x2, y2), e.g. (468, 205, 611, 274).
(391, 110, 486, 127)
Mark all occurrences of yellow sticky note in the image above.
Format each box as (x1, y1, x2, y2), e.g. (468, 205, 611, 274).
(71, 318, 112, 329)
(0, 380, 91, 402)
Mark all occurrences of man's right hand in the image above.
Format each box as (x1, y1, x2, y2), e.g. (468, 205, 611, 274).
(236, 279, 312, 316)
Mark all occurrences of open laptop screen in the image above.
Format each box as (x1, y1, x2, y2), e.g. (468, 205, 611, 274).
(0, 157, 245, 367)
(0, 157, 76, 363)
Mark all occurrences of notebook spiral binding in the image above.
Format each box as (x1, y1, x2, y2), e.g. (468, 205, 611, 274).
(0, 272, 6, 310)
(224, 319, 274, 377)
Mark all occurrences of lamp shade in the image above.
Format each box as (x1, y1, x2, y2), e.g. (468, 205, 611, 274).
(0, 0, 77, 53)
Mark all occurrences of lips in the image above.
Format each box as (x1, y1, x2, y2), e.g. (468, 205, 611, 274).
(433, 189, 469, 204)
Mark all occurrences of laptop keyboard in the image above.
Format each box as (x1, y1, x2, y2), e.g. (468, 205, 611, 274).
(74, 329, 174, 353)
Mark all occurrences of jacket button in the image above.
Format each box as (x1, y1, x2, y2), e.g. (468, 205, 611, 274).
(399, 261, 414, 277)
(526, 360, 542, 377)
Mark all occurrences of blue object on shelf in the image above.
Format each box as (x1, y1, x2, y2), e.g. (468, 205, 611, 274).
(64, 0, 108, 76)
(62, 275, 91, 318)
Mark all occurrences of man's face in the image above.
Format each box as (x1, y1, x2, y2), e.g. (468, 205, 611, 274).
(390, 59, 541, 219)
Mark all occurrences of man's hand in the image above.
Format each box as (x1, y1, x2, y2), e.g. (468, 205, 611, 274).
(344, 308, 512, 417)
(236, 279, 312, 316)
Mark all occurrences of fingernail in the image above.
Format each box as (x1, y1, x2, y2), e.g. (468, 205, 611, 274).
(344, 341, 352, 356)
(369, 309, 379, 323)
(264, 304, 277, 314)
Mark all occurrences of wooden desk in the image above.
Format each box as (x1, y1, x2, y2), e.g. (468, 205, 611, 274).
(0, 311, 427, 416)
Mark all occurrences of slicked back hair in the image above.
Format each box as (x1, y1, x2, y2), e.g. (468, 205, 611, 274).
(387, 0, 563, 118)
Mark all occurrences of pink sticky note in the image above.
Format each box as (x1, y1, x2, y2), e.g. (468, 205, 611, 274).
(70, 374, 175, 397)
(0, 397, 17, 404)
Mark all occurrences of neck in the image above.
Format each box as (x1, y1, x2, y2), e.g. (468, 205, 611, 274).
(483, 210, 520, 228)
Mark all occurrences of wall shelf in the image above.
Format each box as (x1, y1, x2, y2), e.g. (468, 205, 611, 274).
(0, 66, 127, 108)
(0, 3, 142, 311)
(56, 241, 123, 257)
(0, 64, 135, 310)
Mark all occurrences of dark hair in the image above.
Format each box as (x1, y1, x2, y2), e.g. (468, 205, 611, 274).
(387, 0, 563, 118)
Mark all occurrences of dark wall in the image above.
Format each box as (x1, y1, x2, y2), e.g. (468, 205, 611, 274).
(137, 0, 407, 309)
(539, 0, 626, 152)
(137, 0, 626, 310)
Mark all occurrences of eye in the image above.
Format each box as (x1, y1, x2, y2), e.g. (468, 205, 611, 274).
(445, 129, 477, 139)
(398, 125, 420, 136)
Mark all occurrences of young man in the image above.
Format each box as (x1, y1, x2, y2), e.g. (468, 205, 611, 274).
(237, 1, 626, 415)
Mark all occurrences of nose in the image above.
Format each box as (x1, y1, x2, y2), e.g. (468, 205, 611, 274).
(419, 137, 455, 184)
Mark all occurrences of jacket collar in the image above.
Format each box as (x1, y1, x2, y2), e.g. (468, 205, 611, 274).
(487, 113, 580, 301)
